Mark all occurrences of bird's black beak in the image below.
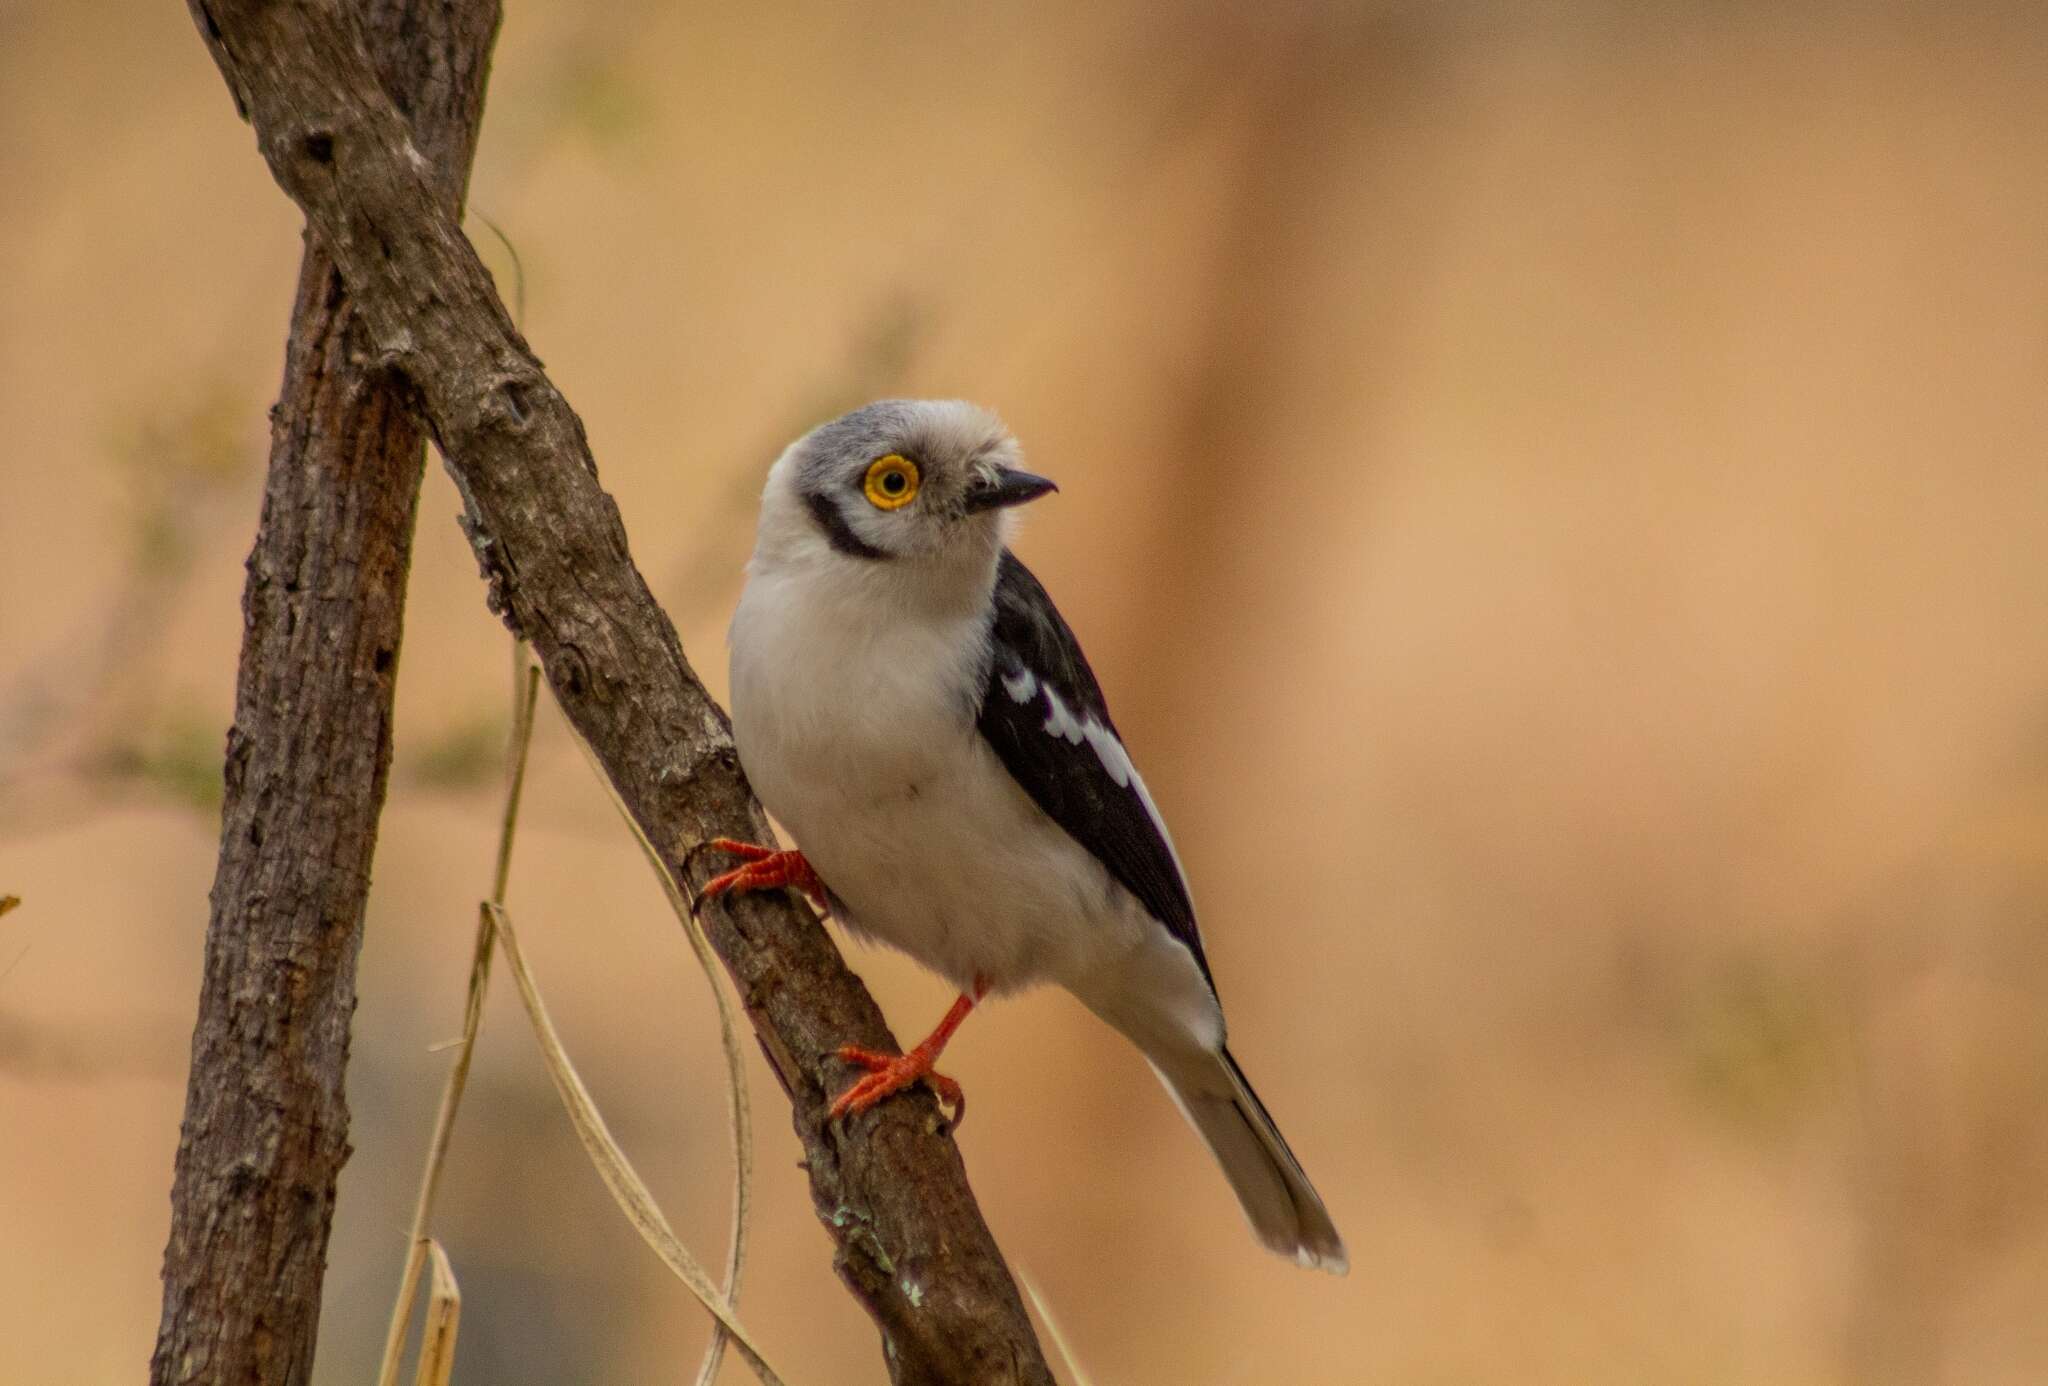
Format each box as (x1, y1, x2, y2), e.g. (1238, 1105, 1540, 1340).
(964, 466, 1058, 513)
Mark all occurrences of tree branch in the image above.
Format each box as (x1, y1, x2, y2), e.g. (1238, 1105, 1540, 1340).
(184, 2, 1053, 1381)
(153, 4, 500, 1384)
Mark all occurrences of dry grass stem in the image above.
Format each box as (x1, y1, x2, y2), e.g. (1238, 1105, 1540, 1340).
(0, 896, 25, 991)
(374, 652, 541, 1386)
(484, 899, 788, 1385)
(1019, 1268, 1096, 1386)
(471, 213, 528, 340)
(562, 722, 755, 1386)
(411, 1241, 461, 1386)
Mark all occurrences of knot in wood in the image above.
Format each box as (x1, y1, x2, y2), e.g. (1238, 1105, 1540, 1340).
(551, 644, 592, 700)
(487, 375, 534, 431)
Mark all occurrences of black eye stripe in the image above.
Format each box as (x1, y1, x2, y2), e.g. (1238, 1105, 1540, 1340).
(805, 490, 888, 561)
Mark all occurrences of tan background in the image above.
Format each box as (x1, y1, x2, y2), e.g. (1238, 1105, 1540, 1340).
(5, 2, 2048, 1382)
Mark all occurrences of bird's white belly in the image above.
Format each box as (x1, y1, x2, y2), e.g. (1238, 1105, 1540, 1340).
(746, 705, 1149, 995)
(730, 582, 1146, 994)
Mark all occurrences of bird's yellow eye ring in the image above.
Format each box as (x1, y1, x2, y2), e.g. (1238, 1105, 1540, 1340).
(864, 454, 920, 510)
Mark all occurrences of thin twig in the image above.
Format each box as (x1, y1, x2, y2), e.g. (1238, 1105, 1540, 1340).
(485, 900, 789, 1386)
(562, 719, 754, 1386)
(374, 651, 540, 1386)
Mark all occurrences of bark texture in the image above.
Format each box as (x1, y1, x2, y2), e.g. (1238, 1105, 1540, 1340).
(184, 1, 1053, 1381)
(151, 4, 499, 1384)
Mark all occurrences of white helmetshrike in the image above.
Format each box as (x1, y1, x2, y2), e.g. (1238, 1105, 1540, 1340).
(702, 399, 1346, 1272)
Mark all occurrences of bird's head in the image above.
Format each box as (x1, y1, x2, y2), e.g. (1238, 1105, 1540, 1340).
(757, 400, 1056, 578)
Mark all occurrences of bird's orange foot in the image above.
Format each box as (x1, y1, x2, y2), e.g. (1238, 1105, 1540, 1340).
(831, 1044, 966, 1125)
(827, 984, 985, 1127)
(686, 837, 827, 917)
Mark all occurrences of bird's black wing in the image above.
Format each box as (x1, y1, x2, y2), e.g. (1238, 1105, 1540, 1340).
(976, 550, 1212, 987)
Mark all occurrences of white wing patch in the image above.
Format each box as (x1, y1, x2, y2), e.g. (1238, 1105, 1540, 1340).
(1038, 685, 1191, 892)
(1039, 686, 1126, 785)
(1002, 668, 1037, 703)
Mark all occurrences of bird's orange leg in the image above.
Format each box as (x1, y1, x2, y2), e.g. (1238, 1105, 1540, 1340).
(832, 978, 990, 1126)
(686, 836, 828, 916)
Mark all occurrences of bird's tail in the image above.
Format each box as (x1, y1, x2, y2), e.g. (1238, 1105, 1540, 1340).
(1148, 1044, 1348, 1274)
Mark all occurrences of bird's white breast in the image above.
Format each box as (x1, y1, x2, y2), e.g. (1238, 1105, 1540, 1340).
(728, 559, 1150, 995)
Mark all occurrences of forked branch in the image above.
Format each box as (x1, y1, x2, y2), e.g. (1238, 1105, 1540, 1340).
(184, 1, 1052, 1379)
(152, 2, 496, 1382)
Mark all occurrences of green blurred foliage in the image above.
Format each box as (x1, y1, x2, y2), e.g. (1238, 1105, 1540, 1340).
(407, 713, 509, 792)
(1679, 960, 1834, 1132)
(96, 709, 226, 814)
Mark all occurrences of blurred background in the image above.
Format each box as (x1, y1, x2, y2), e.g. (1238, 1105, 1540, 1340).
(4, 1, 2047, 1382)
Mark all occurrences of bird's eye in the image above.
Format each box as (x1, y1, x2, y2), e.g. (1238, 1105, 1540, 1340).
(863, 454, 920, 510)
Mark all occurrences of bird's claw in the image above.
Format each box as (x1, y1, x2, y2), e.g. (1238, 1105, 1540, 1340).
(830, 1043, 966, 1127)
(683, 837, 827, 917)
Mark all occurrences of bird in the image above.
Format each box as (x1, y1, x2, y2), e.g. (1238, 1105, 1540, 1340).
(697, 398, 1347, 1272)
